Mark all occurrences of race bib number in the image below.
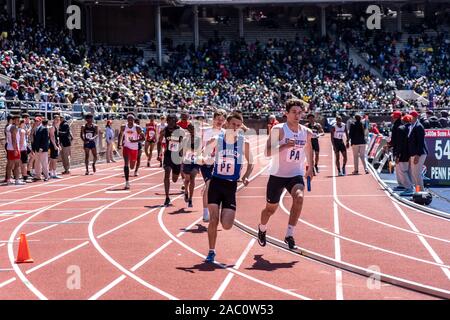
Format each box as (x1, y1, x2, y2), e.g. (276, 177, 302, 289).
(334, 131, 344, 139)
(217, 157, 235, 176)
(286, 148, 301, 163)
(185, 151, 196, 163)
(86, 132, 93, 139)
(168, 141, 180, 152)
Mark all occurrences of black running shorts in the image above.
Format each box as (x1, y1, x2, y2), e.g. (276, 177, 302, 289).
(163, 153, 181, 176)
(49, 145, 59, 159)
(333, 139, 346, 153)
(266, 175, 304, 204)
(20, 150, 28, 164)
(208, 177, 238, 210)
(311, 138, 320, 152)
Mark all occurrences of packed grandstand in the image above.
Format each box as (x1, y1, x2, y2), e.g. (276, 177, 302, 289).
(0, 0, 449, 121)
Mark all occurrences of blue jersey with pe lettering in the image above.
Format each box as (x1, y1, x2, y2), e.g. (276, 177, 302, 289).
(212, 133, 244, 181)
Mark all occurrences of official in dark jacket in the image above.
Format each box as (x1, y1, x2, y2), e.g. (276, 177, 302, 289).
(408, 111, 428, 191)
(32, 117, 49, 181)
(348, 114, 368, 174)
(59, 118, 73, 174)
(394, 115, 414, 195)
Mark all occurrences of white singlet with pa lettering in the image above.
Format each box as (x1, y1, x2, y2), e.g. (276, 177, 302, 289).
(269, 123, 308, 178)
(123, 124, 139, 150)
(333, 123, 346, 140)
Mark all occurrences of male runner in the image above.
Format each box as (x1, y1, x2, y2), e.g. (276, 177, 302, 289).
(18, 119, 31, 183)
(203, 112, 254, 263)
(144, 115, 158, 167)
(306, 114, 324, 174)
(80, 114, 98, 175)
(134, 118, 143, 176)
(118, 114, 145, 189)
(157, 114, 185, 206)
(182, 123, 202, 208)
(330, 115, 350, 176)
(157, 115, 168, 167)
(5, 115, 24, 185)
(48, 115, 61, 179)
(258, 99, 314, 250)
(200, 109, 226, 222)
(177, 111, 190, 191)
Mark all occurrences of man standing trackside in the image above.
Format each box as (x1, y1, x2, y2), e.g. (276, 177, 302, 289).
(59, 116, 73, 174)
(408, 110, 428, 192)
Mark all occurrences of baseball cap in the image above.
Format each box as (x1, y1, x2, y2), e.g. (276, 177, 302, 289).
(35, 116, 42, 122)
(391, 110, 402, 119)
(410, 110, 419, 117)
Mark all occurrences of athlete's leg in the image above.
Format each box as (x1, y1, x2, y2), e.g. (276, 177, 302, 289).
(144, 141, 150, 161)
(84, 148, 90, 174)
(148, 142, 155, 164)
(91, 148, 98, 173)
(288, 184, 304, 227)
(260, 202, 279, 226)
(335, 150, 341, 174)
(123, 155, 130, 182)
(341, 149, 347, 174)
(189, 169, 198, 200)
(164, 166, 172, 199)
(135, 149, 142, 175)
(220, 208, 236, 230)
(207, 204, 220, 250)
(314, 150, 320, 169)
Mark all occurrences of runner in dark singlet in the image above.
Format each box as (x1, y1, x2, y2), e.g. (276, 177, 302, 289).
(182, 123, 202, 208)
(306, 114, 324, 174)
(80, 114, 98, 175)
(157, 114, 185, 206)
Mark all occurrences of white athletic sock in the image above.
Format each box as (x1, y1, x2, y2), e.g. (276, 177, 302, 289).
(286, 224, 295, 237)
(259, 224, 267, 232)
(203, 208, 209, 215)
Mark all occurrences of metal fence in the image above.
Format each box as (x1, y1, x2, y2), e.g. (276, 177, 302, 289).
(0, 99, 445, 121)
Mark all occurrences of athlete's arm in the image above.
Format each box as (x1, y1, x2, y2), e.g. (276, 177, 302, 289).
(202, 136, 217, 165)
(330, 126, 336, 150)
(19, 129, 25, 151)
(156, 128, 165, 157)
(317, 123, 324, 135)
(265, 127, 292, 157)
(305, 130, 314, 181)
(241, 140, 254, 186)
(117, 125, 125, 149)
(344, 126, 350, 148)
(131, 126, 145, 143)
(80, 125, 85, 143)
(91, 125, 99, 141)
(49, 126, 57, 149)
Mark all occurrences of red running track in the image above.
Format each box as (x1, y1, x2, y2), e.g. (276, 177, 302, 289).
(0, 134, 448, 300)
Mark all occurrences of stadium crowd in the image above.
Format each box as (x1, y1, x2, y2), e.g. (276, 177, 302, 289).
(0, 12, 448, 120)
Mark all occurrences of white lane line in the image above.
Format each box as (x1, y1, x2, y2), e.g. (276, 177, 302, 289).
(6, 168, 167, 300)
(88, 275, 127, 300)
(26, 241, 90, 274)
(332, 150, 344, 300)
(157, 163, 311, 300)
(130, 241, 173, 272)
(0, 277, 17, 288)
(211, 238, 256, 300)
(392, 202, 450, 281)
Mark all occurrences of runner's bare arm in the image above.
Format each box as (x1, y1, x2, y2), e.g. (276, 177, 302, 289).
(117, 125, 125, 149)
(265, 127, 289, 157)
(305, 130, 314, 180)
(202, 136, 217, 165)
(318, 123, 324, 135)
(49, 127, 57, 149)
(80, 125, 85, 143)
(11, 126, 18, 151)
(157, 128, 165, 156)
(19, 129, 25, 151)
(91, 125, 99, 141)
(242, 140, 254, 186)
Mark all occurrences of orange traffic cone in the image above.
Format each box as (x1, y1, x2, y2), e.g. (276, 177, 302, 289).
(15, 233, 34, 264)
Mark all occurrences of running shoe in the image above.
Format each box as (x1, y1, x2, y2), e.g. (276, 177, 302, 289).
(92, 164, 96, 173)
(257, 225, 266, 247)
(43, 178, 49, 182)
(124, 182, 130, 190)
(399, 189, 414, 197)
(164, 197, 171, 206)
(315, 165, 319, 173)
(134, 171, 139, 177)
(284, 236, 296, 250)
(203, 211, 209, 223)
(15, 180, 25, 185)
(147, 161, 150, 167)
(338, 170, 343, 176)
(52, 175, 62, 179)
(85, 171, 89, 176)
(188, 199, 193, 208)
(342, 167, 346, 175)
(184, 192, 189, 203)
(205, 250, 216, 263)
